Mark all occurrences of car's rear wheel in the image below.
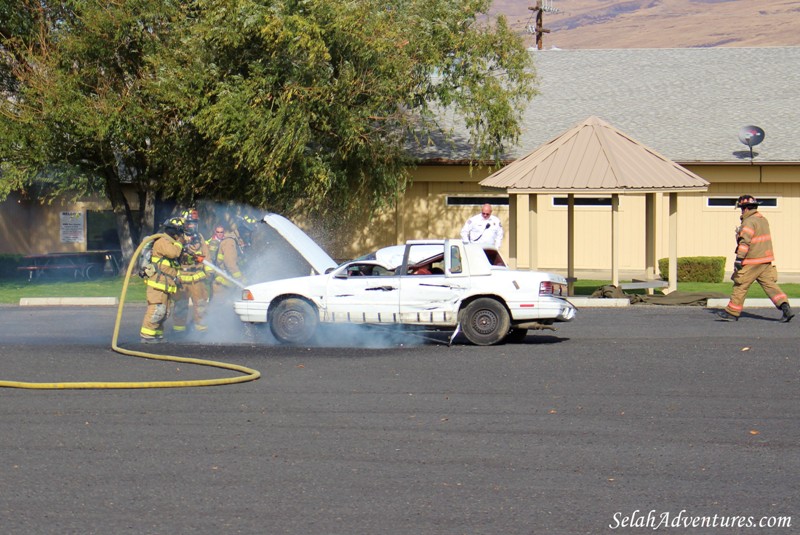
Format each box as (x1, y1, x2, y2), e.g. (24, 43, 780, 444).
(460, 298, 510, 346)
(269, 298, 318, 345)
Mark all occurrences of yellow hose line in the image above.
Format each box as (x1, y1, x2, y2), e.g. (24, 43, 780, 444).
(0, 233, 261, 390)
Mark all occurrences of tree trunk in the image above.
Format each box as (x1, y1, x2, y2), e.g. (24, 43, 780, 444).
(140, 184, 157, 237)
(105, 172, 137, 270)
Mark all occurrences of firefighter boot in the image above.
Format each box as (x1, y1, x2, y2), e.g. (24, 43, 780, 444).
(716, 310, 738, 322)
(779, 302, 794, 323)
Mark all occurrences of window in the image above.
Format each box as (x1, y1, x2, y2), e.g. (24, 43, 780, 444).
(552, 197, 612, 207)
(86, 210, 121, 250)
(706, 196, 777, 208)
(449, 246, 462, 274)
(446, 196, 509, 206)
(405, 244, 445, 276)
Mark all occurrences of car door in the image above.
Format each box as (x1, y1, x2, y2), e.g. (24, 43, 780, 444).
(323, 262, 400, 324)
(398, 243, 465, 326)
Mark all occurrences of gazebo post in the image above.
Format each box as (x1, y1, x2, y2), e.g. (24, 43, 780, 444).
(529, 194, 539, 272)
(508, 194, 519, 269)
(611, 194, 620, 286)
(645, 192, 658, 294)
(508, 193, 537, 271)
(567, 194, 575, 295)
(668, 192, 678, 292)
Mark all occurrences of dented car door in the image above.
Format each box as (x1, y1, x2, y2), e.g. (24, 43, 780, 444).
(398, 243, 465, 325)
(323, 262, 400, 324)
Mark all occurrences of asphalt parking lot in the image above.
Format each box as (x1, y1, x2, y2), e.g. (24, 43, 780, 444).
(0, 304, 797, 534)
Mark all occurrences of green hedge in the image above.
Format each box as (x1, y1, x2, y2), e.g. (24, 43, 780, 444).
(658, 256, 726, 283)
(0, 254, 24, 279)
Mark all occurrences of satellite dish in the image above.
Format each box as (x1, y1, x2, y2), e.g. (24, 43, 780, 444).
(738, 125, 765, 147)
(737, 125, 765, 161)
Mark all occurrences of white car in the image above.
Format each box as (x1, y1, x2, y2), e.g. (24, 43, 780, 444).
(234, 214, 576, 346)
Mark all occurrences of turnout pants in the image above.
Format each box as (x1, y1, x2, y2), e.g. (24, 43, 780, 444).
(141, 286, 171, 339)
(172, 281, 209, 332)
(725, 263, 789, 317)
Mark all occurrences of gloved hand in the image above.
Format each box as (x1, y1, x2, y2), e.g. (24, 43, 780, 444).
(733, 258, 743, 271)
(139, 263, 156, 279)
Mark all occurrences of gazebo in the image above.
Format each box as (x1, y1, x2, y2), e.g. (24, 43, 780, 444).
(479, 116, 709, 294)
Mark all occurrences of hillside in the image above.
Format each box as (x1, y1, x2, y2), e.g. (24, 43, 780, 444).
(489, 0, 800, 49)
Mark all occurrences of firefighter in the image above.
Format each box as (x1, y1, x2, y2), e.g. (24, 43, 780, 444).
(206, 223, 244, 304)
(140, 217, 185, 343)
(171, 209, 210, 336)
(236, 215, 258, 249)
(718, 195, 794, 322)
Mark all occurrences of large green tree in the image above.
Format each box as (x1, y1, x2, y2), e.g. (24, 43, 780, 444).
(163, 0, 537, 217)
(0, 0, 192, 262)
(1, 0, 536, 262)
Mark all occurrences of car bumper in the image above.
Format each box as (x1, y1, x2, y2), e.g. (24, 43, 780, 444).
(509, 297, 576, 322)
(555, 299, 577, 321)
(233, 300, 269, 323)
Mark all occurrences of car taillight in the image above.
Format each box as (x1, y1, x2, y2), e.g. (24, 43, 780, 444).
(539, 281, 566, 297)
(539, 281, 553, 296)
(242, 290, 254, 301)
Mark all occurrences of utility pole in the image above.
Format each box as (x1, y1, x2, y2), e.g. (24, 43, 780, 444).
(528, 0, 561, 50)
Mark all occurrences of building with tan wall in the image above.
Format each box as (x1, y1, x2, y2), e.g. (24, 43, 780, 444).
(2, 47, 799, 279)
(383, 47, 800, 278)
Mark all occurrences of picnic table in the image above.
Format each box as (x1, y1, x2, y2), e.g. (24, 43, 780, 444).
(17, 250, 122, 282)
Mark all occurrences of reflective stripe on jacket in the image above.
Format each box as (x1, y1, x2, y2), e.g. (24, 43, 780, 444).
(146, 237, 183, 293)
(179, 234, 209, 284)
(736, 211, 775, 266)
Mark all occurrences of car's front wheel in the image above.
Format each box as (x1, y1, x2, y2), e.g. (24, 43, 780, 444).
(269, 298, 319, 345)
(460, 298, 510, 346)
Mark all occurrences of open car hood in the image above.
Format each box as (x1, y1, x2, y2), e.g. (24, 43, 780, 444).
(260, 213, 338, 275)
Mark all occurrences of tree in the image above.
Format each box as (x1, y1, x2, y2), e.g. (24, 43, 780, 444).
(0, 0, 194, 264)
(1, 0, 536, 261)
(163, 0, 537, 219)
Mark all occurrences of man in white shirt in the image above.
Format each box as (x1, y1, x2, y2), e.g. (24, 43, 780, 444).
(460, 203, 503, 249)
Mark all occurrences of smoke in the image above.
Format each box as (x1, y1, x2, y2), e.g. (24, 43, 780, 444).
(159, 202, 436, 348)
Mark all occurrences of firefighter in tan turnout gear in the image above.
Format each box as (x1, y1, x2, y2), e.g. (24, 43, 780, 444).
(171, 209, 210, 336)
(140, 218, 185, 343)
(717, 195, 794, 323)
(206, 224, 244, 303)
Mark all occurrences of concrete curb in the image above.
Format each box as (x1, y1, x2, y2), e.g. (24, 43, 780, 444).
(19, 297, 119, 306)
(567, 297, 630, 308)
(568, 297, 791, 309)
(706, 298, 790, 309)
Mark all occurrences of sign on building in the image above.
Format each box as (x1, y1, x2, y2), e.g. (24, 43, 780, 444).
(60, 211, 85, 243)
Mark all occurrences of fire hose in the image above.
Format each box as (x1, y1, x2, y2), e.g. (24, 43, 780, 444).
(201, 258, 246, 289)
(0, 233, 261, 390)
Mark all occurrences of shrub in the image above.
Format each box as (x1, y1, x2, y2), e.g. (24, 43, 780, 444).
(658, 256, 725, 283)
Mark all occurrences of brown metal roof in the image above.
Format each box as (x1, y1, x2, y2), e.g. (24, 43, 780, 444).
(479, 116, 709, 193)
